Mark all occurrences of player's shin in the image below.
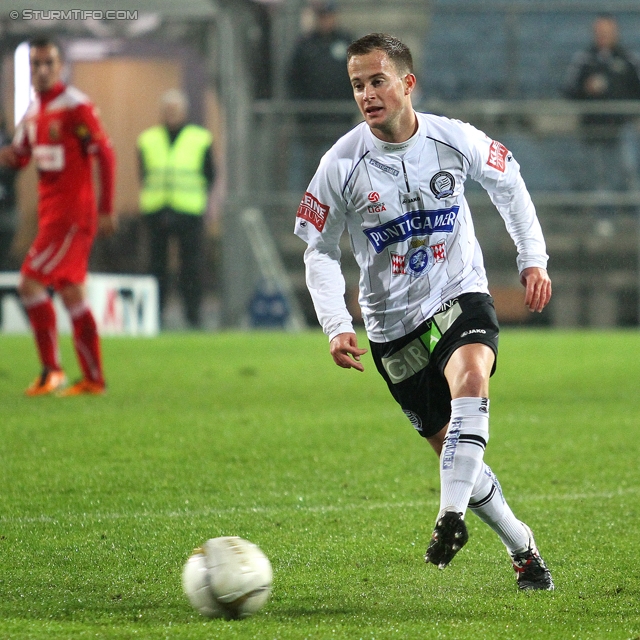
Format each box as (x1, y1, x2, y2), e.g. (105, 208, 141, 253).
(438, 397, 489, 519)
(69, 302, 104, 385)
(22, 291, 61, 371)
(468, 463, 529, 554)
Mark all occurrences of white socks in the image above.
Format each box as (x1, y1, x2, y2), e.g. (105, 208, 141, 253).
(468, 464, 530, 555)
(437, 395, 530, 555)
(439, 397, 489, 519)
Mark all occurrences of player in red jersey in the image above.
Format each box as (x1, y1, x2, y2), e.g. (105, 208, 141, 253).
(0, 37, 116, 396)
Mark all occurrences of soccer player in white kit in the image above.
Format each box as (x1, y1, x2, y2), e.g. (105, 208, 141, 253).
(294, 33, 554, 590)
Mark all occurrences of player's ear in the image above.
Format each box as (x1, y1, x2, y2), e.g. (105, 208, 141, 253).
(404, 73, 417, 96)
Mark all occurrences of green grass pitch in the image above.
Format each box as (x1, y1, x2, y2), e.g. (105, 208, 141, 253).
(1, 329, 640, 639)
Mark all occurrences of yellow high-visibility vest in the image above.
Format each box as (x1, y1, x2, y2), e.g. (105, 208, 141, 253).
(138, 124, 212, 215)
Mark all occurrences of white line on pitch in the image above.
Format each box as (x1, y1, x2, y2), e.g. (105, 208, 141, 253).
(1, 485, 638, 525)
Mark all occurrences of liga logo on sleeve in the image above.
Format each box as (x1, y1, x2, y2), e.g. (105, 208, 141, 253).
(486, 140, 509, 172)
(297, 192, 329, 232)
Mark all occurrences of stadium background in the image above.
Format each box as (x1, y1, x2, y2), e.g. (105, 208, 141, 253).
(2, 0, 640, 331)
(3, 4, 640, 637)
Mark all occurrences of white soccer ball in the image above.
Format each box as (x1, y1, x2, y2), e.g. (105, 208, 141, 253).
(182, 536, 273, 620)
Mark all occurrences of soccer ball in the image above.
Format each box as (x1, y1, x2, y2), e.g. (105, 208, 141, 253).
(182, 536, 273, 620)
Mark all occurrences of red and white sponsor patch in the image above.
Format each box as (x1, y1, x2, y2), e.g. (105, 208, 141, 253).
(33, 144, 65, 171)
(391, 252, 406, 275)
(296, 192, 329, 232)
(486, 140, 509, 173)
(368, 191, 380, 202)
(432, 241, 446, 262)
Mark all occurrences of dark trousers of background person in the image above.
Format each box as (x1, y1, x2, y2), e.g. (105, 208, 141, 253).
(144, 209, 204, 328)
(581, 122, 639, 192)
(0, 229, 14, 270)
(0, 208, 17, 270)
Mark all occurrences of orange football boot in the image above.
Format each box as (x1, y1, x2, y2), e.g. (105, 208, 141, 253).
(57, 379, 106, 397)
(25, 370, 67, 396)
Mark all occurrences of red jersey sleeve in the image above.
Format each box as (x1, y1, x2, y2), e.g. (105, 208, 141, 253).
(73, 103, 116, 215)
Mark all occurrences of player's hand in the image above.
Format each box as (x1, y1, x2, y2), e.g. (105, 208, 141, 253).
(520, 266, 552, 313)
(98, 214, 118, 237)
(0, 145, 18, 167)
(330, 332, 368, 372)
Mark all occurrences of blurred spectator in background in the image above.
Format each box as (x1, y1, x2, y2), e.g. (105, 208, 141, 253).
(287, 0, 354, 191)
(248, 0, 274, 100)
(0, 110, 18, 270)
(137, 89, 215, 329)
(564, 14, 640, 192)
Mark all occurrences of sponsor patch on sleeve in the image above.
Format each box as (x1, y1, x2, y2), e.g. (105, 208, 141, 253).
(296, 192, 329, 232)
(486, 140, 509, 172)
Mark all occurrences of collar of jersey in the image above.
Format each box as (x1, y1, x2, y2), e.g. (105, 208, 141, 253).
(368, 114, 421, 156)
(38, 82, 66, 107)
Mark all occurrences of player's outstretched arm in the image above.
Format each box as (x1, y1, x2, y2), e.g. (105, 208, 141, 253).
(330, 332, 368, 372)
(520, 266, 552, 313)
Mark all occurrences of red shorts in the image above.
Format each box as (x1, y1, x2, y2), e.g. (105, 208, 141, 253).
(21, 223, 95, 290)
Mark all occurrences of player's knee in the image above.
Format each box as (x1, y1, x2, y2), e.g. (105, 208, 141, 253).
(17, 280, 29, 299)
(453, 368, 489, 398)
(59, 284, 85, 309)
(18, 277, 44, 301)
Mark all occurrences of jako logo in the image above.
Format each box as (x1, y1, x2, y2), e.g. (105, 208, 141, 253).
(368, 192, 380, 202)
(402, 196, 420, 204)
(460, 329, 486, 337)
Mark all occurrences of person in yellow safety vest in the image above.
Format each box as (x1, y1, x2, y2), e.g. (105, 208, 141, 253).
(137, 89, 215, 328)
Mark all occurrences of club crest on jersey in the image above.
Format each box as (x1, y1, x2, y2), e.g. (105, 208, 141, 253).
(75, 123, 90, 141)
(297, 192, 329, 232)
(364, 207, 459, 254)
(487, 140, 510, 172)
(429, 171, 455, 199)
(406, 243, 433, 277)
(368, 158, 400, 177)
(391, 240, 446, 277)
(48, 120, 61, 141)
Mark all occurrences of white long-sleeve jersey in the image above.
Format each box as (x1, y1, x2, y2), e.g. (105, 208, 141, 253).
(294, 112, 548, 343)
